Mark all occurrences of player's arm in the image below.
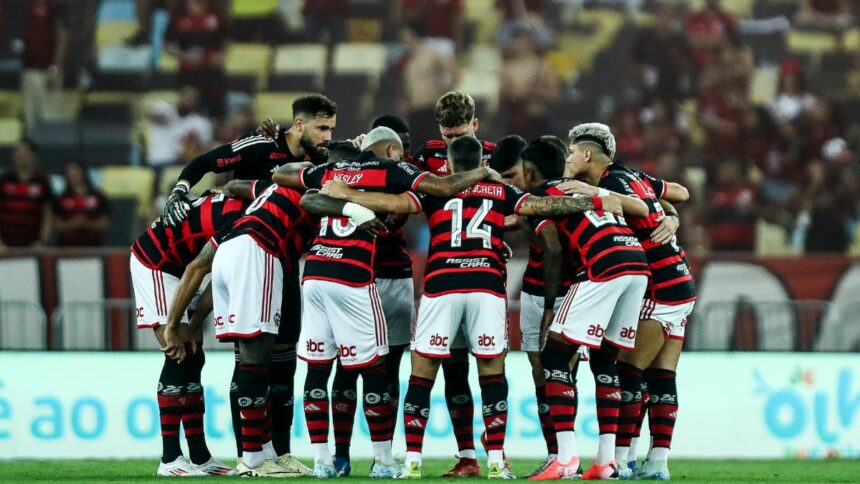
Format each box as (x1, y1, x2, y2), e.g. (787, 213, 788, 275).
(661, 182, 689, 204)
(537, 222, 563, 340)
(651, 199, 680, 244)
(320, 179, 421, 215)
(162, 241, 217, 362)
(300, 192, 387, 235)
(271, 162, 317, 189)
(221, 180, 255, 200)
(187, 284, 212, 343)
(554, 180, 648, 217)
(516, 193, 622, 217)
(414, 166, 500, 197)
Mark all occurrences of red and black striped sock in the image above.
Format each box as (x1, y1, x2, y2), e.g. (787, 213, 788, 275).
(442, 360, 475, 456)
(479, 374, 508, 451)
(270, 348, 297, 456)
(616, 362, 643, 449)
(361, 364, 394, 442)
(182, 348, 211, 464)
(387, 345, 407, 432)
(403, 375, 434, 453)
(646, 368, 678, 452)
(304, 362, 333, 445)
(540, 338, 578, 433)
(157, 356, 185, 464)
(535, 385, 558, 455)
(331, 362, 359, 458)
(237, 363, 270, 455)
(632, 379, 649, 442)
(589, 348, 621, 436)
(229, 350, 242, 457)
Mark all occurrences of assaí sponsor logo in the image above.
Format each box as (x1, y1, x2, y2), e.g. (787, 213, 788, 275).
(754, 366, 860, 458)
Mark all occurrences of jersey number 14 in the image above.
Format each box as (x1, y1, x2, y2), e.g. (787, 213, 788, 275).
(445, 198, 492, 249)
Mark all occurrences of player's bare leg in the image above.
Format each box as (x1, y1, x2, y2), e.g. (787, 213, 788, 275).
(615, 319, 665, 477)
(398, 352, 443, 478)
(440, 349, 479, 477)
(475, 354, 515, 479)
(637, 339, 682, 480)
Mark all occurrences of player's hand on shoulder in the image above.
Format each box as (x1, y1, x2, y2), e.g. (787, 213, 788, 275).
(557, 179, 597, 196)
(162, 184, 191, 227)
(256, 118, 280, 140)
(602, 195, 623, 216)
(485, 167, 503, 183)
(321, 179, 352, 199)
(348, 134, 367, 149)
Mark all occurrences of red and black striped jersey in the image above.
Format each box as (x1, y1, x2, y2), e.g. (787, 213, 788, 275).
(599, 164, 696, 304)
(413, 139, 496, 176)
(54, 189, 109, 247)
(131, 193, 246, 277)
(373, 154, 421, 279)
(220, 181, 316, 273)
(533, 179, 650, 283)
(522, 183, 576, 296)
(416, 181, 530, 298)
(0, 171, 53, 247)
(298, 152, 430, 286)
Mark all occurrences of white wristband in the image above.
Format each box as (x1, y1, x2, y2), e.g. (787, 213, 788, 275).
(597, 188, 609, 197)
(342, 202, 376, 226)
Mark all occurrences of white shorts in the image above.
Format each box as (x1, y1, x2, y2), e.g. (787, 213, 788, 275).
(519, 292, 565, 352)
(412, 292, 507, 358)
(551, 275, 649, 350)
(376, 277, 415, 347)
(211, 235, 283, 340)
(131, 254, 186, 328)
(298, 279, 388, 368)
(640, 299, 695, 341)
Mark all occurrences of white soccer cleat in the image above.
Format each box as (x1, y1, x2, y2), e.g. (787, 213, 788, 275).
(637, 459, 670, 480)
(237, 459, 298, 477)
(488, 462, 517, 479)
(156, 456, 207, 477)
(370, 461, 399, 478)
(193, 456, 238, 476)
(311, 461, 337, 478)
(275, 454, 313, 476)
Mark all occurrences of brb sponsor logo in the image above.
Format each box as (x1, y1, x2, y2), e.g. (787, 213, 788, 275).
(754, 366, 860, 458)
(477, 334, 496, 347)
(338, 345, 357, 358)
(306, 340, 325, 353)
(587, 324, 605, 338)
(429, 334, 448, 347)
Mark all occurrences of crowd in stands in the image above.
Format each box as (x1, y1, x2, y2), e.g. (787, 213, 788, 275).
(0, 0, 859, 255)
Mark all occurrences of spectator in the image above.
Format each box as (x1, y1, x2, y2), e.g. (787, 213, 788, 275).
(20, 0, 68, 131)
(613, 107, 645, 165)
(684, 0, 736, 70)
(796, 155, 858, 253)
(495, 0, 553, 50)
(0, 140, 53, 248)
(399, 0, 465, 52)
(126, 0, 176, 46)
(769, 60, 817, 124)
(706, 159, 759, 251)
(630, 4, 694, 102)
(144, 86, 214, 167)
(165, 0, 227, 117)
(216, 102, 257, 144)
(398, 24, 458, 146)
(640, 99, 687, 161)
(53, 160, 109, 247)
(498, 26, 560, 141)
(802, 98, 841, 161)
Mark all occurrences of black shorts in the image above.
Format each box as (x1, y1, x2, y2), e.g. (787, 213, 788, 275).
(275, 266, 302, 344)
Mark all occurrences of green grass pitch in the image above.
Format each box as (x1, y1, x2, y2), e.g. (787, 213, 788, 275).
(4, 459, 857, 483)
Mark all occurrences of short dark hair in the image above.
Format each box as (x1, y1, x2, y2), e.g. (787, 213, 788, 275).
(490, 135, 526, 173)
(447, 136, 482, 171)
(521, 138, 565, 179)
(434, 91, 475, 128)
(327, 141, 360, 163)
(292, 94, 337, 119)
(538, 135, 568, 157)
(19, 137, 39, 154)
(372, 114, 410, 134)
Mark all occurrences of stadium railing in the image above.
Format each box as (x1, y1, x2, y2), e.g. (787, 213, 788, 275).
(0, 300, 47, 350)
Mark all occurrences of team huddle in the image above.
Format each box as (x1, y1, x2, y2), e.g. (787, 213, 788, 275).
(129, 91, 695, 480)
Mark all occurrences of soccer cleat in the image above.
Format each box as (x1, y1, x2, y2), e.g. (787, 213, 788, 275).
(442, 457, 482, 477)
(636, 459, 670, 480)
(156, 456, 207, 477)
(480, 431, 511, 472)
(311, 461, 337, 478)
(370, 461, 399, 478)
(527, 457, 556, 478)
(334, 456, 352, 476)
(488, 462, 517, 479)
(617, 467, 632, 480)
(528, 456, 581, 480)
(275, 454, 313, 476)
(394, 461, 422, 479)
(582, 460, 619, 480)
(237, 459, 299, 477)
(193, 456, 238, 476)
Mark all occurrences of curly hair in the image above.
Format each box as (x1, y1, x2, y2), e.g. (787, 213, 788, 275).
(434, 91, 476, 128)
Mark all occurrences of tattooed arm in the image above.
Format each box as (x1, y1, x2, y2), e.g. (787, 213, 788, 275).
(222, 180, 255, 199)
(272, 161, 315, 188)
(415, 167, 500, 197)
(320, 180, 421, 215)
(516, 193, 622, 217)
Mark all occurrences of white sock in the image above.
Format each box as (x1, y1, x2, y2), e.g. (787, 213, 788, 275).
(459, 449, 477, 460)
(596, 434, 616, 465)
(262, 440, 277, 460)
(548, 453, 558, 461)
(242, 450, 266, 469)
(405, 451, 423, 467)
(487, 450, 505, 468)
(628, 437, 639, 462)
(648, 447, 669, 461)
(313, 443, 333, 465)
(556, 431, 578, 463)
(615, 446, 629, 466)
(372, 440, 394, 466)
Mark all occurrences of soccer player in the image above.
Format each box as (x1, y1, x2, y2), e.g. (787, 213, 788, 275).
(318, 136, 624, 479)
(273, 126, 499, 478)
(130, 192, 244, 477)
(529, 125, 652, 480)
(553, 125, 694, 480)
(160, 94, 337, 469)
(411, 91, 497, 476)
